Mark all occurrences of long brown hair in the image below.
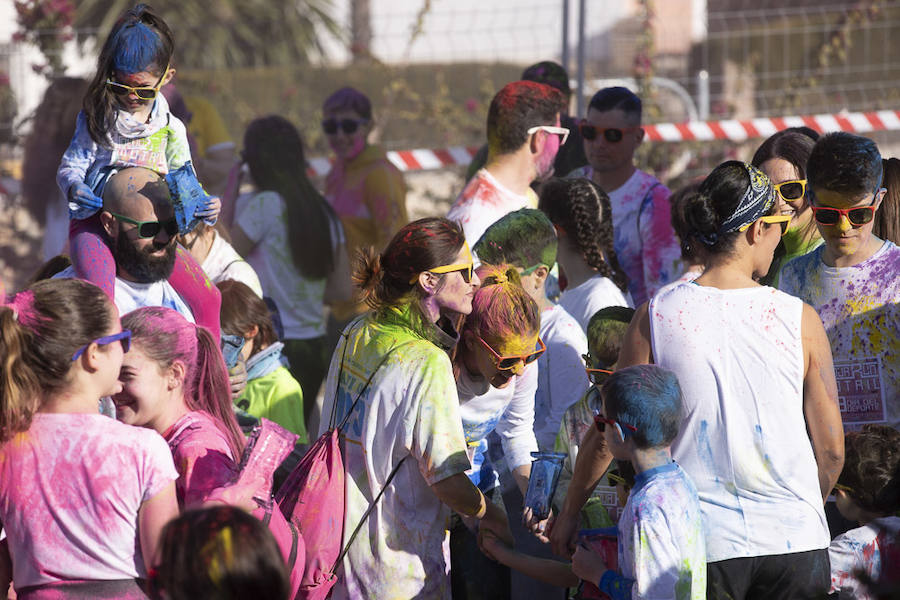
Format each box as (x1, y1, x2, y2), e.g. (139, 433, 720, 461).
(217, 280, 277, 357)
(122, 307, 243, 459)
(875, 158, 900, 246)
(1, 279, 114, 442)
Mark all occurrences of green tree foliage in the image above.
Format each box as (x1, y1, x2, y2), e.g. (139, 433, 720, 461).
(73, 0, 343, 68)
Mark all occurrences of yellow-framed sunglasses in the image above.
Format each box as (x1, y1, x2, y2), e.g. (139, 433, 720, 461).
(738, 215, 792, 236)
(410, 242, 474, 283)
(105, 63, 171, 100)
(773, 179, 807, 201)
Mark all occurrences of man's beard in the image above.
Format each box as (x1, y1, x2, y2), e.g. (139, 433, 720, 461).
(114, 233, 177, 283)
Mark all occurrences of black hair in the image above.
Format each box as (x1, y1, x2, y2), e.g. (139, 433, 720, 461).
(668, 181, 703, 262)
(243, 115, 336, 280)
(487, 81, 566, 156)
(521, 61, 571, 97)
(83, 4, 174, 146)
(473, 208, 558, 271)
(588, 87, 642, 124)
(807, 132, 883, 197)
(751, 131, 815, 180)
(538, 177, 628, 293)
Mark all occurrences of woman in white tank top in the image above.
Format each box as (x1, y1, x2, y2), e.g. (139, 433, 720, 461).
(550, 161, 845, 600)
(621, 161, 844, 599)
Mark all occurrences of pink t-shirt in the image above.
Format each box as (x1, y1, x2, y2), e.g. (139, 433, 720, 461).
(163, 411, 238, 508)
(0, 413, 177, 588)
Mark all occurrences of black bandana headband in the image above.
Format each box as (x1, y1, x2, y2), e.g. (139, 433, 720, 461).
(699, 163, 774, 245)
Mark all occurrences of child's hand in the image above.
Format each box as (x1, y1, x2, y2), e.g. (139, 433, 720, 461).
(478, 528, 511, 564)
(195, 194, 221, 223)
(522, 506, 551, 543)
(70, 182, 103, 211)
(572, 543, 608, 587)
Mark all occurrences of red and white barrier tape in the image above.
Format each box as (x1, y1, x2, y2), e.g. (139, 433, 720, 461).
(307, 110, 900, 176)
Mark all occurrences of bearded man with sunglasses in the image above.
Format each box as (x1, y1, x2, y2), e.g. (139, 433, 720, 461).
(449, 80, 567, 255)
(781, 132, 900, 434)
(57, 167, 201, 323)
(567, 87, 682, 305)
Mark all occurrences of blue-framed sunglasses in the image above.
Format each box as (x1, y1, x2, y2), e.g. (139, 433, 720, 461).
(71, 330, 132, 361)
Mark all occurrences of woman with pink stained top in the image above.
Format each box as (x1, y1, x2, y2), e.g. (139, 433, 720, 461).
(113, 306, 303, 596)
(0, 278, 179, 599)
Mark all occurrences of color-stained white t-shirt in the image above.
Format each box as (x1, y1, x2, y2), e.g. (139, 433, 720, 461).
(618, 462, 706, 599)
(650, 282, 830, 562)
(0, 413, 177, 588)
(780, 241, 900, 431)
(448, 168, 539, 256)
(456, 361, 539, 492)
(829, 516, 900, 599)
(558, 273, 632, 332)
(236, 190, 344, 339)
(534, 304, 589, 451)
(54, 266, 194, 323)
(201, 230, 263, 297)
(319, 309, 471, 600)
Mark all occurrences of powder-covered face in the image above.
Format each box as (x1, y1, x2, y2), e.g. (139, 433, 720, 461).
(470, 331, 539, 389)
(96, 308, 127, 398)
(110, 68, 165, 114)
(324, 108, 370, 161)
(810, 186, 884, 266)
(114, 345, 175, 433)
(534, 114, 562, 180)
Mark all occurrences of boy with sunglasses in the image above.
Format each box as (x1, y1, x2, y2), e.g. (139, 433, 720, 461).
(553, 306, 635, 532)
(570, 364, 706, 600)
(780, 132, 900, 433)
(566, 87, 682, 306)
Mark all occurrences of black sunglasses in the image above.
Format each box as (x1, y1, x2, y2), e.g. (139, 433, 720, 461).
(579, 124, 639, 143)
(109, 212, 178, 238)
(321, 118, 368, 135)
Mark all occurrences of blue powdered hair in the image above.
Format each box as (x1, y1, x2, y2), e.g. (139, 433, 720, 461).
(166, 162, 213, 234)
(110, 21, 166, 74)
(602, 364, 683, 449)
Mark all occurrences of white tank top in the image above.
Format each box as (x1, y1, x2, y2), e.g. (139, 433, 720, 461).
(650, 281, 829, 562)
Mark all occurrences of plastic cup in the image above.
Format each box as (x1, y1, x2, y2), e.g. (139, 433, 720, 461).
(524, 451, 567, 520)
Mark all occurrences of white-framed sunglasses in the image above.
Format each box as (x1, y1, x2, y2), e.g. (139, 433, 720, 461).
(527, 125, 570, 145)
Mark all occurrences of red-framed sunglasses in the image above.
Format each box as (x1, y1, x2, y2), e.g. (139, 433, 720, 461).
(809, 190, 882, 227)
(593, 413, 638, 435)
(477, 335, 546, 370)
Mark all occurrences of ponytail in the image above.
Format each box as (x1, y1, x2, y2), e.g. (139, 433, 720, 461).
(193, 325, 244, 460)
(0, 308, 41, 442)
(1, 279, 115, 442)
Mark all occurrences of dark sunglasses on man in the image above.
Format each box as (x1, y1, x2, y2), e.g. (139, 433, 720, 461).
(108, 212, 179, 239)
(321, 118, 368, 136)
(579, 122, 640, 143)
(809, 188, 883, 227)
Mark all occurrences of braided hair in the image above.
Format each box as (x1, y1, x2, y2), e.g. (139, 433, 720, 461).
(538, 177, 628, 293)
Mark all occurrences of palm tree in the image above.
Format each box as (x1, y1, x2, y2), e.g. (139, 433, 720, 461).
(74, 0, 343, 68)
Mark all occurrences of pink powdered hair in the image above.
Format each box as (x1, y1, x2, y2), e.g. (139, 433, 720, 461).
(121, 307, 244, 459)
(463, 263, 540, 345)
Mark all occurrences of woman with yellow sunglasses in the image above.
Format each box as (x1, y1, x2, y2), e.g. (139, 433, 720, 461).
(752, 130, 823, 284)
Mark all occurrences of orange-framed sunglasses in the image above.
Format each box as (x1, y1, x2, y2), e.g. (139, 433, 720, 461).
(582, 353, 613, 385)
(477, 335, 546, 370)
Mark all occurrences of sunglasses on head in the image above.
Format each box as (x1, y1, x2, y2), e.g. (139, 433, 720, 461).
(809, 189, 881, 227)
(105, 65, 170, 100)
(582, 353, 614, 385)
(774, 179, 807, 201)
(579, 123, 639, 143)
(738, 215, 792, 236)
(593, 413, 638, 435)
(478, 335, 546, 370)
(109, 211, 179, 239)
(321, 118, 368, 135)
(71, 329, 132, 361)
